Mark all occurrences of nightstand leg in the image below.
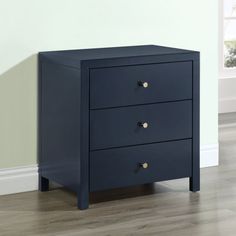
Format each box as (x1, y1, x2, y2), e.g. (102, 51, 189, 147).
(39, 175, 49, 192)
(190, 147, 200, 192)
(189, 176, 200, 192)
(77, 191, 89, 210)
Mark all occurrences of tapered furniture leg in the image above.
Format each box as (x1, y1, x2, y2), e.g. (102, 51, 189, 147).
(189, 175, 200, 192)
(190, 54, 200, 193)
(39, 175, 49, 192)
(77, 191, 89, 210)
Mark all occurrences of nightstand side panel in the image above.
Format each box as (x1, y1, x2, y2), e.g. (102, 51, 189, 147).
(39, 58, 81, 192)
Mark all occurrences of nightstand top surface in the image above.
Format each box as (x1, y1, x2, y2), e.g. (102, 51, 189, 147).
(39, 45, 198, 68)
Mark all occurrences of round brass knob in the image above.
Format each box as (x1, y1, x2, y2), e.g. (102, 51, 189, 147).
(138, 122, 149, 129)
(140, 162, 149, 169)
(138, 81, 149, 88)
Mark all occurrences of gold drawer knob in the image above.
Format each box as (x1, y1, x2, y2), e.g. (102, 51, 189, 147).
(138, 81, 149, 88)
(140, 162, 149, 169)
(138, 122, 149, 129)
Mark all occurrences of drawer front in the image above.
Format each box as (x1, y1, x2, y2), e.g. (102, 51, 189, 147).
(90, 100, 192, 150)
(90, 61, 192, 109)
(90, 139, 192, 191)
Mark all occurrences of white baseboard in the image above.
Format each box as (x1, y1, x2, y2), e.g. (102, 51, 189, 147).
(219, 97, 236, 114)
(200, 143, 219, 168)
(219, 77, 236, 113)
(0, 165, 38, 195)
(0, 145, 219, 195)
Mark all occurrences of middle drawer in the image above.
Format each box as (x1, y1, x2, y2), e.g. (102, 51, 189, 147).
(90, 100, 192, 150)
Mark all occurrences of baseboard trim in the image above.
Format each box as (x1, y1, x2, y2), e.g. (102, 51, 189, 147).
(219, 97, 236, 114)
(200, 143, 219, 168)
(0, 165, 38, 195)
(0, 145, 219, 195)
(219, 77, 236, 113)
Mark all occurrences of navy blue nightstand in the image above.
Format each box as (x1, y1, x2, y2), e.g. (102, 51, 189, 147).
(38, 45, 200, 210)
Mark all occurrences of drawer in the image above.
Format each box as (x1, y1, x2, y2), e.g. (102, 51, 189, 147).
(90, 61, 192, 109)
(90, 139, 192, 191)
(90, 100, 192, 150)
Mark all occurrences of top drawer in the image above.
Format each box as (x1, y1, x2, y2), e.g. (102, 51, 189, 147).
(90, 61, 192, 109)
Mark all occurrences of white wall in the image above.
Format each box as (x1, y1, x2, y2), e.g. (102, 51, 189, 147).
(0, 0, 219, 169)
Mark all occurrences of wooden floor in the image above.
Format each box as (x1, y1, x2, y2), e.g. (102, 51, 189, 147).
(1, 126, 236, 236)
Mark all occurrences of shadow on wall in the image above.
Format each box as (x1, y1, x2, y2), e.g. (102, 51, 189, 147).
(0, 54, 38, 168)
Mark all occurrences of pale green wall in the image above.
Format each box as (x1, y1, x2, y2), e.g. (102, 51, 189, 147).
(0, 0, 218, 168)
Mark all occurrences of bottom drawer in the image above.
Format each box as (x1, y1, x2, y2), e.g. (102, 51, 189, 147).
(90, 139, 192, 191)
